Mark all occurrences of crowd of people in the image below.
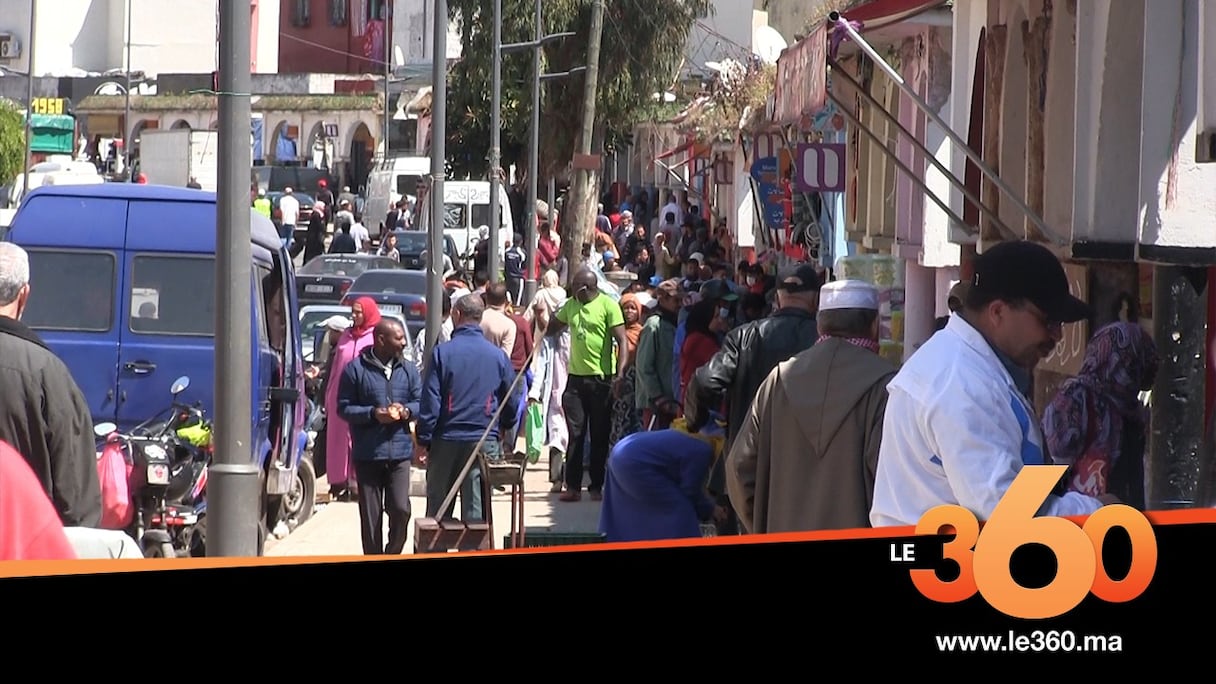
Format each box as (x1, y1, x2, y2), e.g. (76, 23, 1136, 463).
(0, 188, 1165, 560)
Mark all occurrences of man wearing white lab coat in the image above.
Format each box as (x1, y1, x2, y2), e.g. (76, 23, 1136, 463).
(869, 241, 1116, 528)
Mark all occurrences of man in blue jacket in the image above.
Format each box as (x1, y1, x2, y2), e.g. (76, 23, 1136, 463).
(417, 293, 520, 522)
(338, 318, 422, 555)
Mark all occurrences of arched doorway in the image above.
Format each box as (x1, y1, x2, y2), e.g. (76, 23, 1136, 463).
(348, 122, 374, 194)
(306, 121, 328, 170)
(269, 120, 298, 164)
(171, 119, 192, 130)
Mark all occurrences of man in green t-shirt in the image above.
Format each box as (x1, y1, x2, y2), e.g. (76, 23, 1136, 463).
(549, 268, 629, 502)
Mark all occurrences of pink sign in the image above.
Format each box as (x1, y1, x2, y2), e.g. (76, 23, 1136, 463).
(774, 25, 827, 126)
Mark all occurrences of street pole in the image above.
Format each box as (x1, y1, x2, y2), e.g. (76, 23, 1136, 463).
(124, 0, 132, 178)
(563, 0, 605, 285)
(522, 0, 541, 305)
(487, 0, 502, 284)
(425, 0, 447, 366)
(383, 5, 391, 163)
(210, 0, 259, 557)
(20, 0, 36, 201)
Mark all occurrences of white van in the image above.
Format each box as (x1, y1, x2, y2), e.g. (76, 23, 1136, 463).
(417, 180, 514, 270)
(363, 155, 431, 235)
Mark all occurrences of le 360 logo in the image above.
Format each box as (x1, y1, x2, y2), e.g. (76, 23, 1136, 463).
(904, 465, 1157, 619)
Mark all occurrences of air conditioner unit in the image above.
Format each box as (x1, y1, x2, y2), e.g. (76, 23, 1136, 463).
(0, 34, 21, 60)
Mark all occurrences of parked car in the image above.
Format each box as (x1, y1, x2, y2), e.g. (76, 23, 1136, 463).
(268, 190, 315, 245)
(296, 253, 403, 306)
(392, 229, 459, 273)
(299, 304, 413, 366)
(340, 269, 429, 340)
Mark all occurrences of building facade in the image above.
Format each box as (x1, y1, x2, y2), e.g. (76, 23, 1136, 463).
(0, 0, 279, 77)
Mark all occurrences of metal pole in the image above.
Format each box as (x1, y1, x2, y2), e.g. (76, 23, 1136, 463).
(210, 0, 259, 557)
(21, 0, 36, 201)
(383, 3, 391, 163)
(827, 91, 977, 239)
(828, 61, 1018, 239)
(124, 0, 132, 178)
(425, 0, 447, 366)
(487, 0, 502, 283)
(522, 0, 541, 306)
(547, 175, 555, 236)
(829, 11, 1061, 245)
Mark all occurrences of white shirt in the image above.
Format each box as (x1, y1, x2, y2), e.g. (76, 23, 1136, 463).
(869, 314, 1104, 528)
(279, 194, 300, 225)
(350, 222, 370, 251)
(660, 201, 682, 227)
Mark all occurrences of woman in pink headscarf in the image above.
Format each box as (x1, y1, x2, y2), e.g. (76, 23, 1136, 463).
(323, 296, 382, 500)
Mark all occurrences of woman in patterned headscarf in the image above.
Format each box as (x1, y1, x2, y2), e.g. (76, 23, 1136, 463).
(1041, 321, 1159, 510)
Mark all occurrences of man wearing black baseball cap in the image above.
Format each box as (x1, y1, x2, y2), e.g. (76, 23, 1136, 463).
(686, 261, 822, 535)
(870, 241, 1112, 530)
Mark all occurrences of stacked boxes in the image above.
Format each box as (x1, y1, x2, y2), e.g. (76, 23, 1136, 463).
(834, 254, 906, 365)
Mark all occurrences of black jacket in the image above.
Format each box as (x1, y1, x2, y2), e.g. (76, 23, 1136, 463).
(0, 316, 102, 527)
(685, 307, 819, 447)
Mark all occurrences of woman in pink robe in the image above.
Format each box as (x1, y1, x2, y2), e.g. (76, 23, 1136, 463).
(324, 297, 382, 500)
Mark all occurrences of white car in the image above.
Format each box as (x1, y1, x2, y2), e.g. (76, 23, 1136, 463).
(299, 304, 416, 366)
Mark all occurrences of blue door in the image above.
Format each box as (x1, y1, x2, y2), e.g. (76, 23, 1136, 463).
(4, 195, 130, 426)
(116, 250, 217, 428)
(21, 247, 125, 425)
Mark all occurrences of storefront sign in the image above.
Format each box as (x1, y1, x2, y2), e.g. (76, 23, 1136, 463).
(794, 142, 846, 193)
(773, 25, 827, 126)
(751, 156, 788, 230)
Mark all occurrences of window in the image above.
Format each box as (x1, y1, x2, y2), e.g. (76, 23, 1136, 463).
(469, 203, 506, 229)
(395, 174, 425, 197)
(22, 250, 115, 332)
(351, 271, 427, 296)
(328, 0, 348, 26)
(129, 255, 216, 336)
(290, 0, 311, 27)
(367, 0, 387, 22)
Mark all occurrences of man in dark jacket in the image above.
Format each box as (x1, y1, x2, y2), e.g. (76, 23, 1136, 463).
(337, 318, 422, 555)
(0, 243, 101, 528)
(416, 294, 519, 522)
(685, 262, 821, 534)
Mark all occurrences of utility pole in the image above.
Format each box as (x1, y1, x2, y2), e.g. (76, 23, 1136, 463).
(488, 0, 502, 284)
(124, 0, 132, 178)
(21, 0, 37, 200)
(562, 0, 605, 284)
(210, 0, 259, 557)
(383, 4, 392, 163)
(425, 0, 447, 366)
(522, 0, 541, 305)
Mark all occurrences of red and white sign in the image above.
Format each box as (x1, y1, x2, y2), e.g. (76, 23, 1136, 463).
(774, 25, 827, 126)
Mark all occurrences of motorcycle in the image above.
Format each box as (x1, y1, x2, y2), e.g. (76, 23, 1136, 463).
(93, 375, 212, 558)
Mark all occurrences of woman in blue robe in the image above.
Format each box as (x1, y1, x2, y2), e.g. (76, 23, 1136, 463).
(599, 421, 727, 542)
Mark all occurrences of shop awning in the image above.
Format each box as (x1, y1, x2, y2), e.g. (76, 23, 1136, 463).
(28, 113, 77, 155)
(773, 0, 950, 126)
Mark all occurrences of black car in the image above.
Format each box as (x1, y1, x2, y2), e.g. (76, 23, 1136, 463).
(296, 253, 403, 306)
(340, 269, 430, 340)
(392, 229, 460, 273)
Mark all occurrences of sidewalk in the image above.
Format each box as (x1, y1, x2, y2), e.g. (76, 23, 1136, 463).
(265, 447, 603, 556)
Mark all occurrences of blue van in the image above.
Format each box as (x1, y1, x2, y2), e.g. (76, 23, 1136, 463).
(3, 183, 315, 550)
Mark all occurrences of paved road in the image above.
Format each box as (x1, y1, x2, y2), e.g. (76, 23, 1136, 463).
(265, 447, 604, 556)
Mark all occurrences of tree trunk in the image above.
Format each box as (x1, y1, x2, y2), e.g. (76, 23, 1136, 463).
(560, 121, 607, 286)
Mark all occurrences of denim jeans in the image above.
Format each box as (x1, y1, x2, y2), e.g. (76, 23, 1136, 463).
(425, 437, 502, 522)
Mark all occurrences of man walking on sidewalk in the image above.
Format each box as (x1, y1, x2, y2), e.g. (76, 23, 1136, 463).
(549, 268, 629, 502)
(416, 294, 520, 521)
(337, 318, 422, 555)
